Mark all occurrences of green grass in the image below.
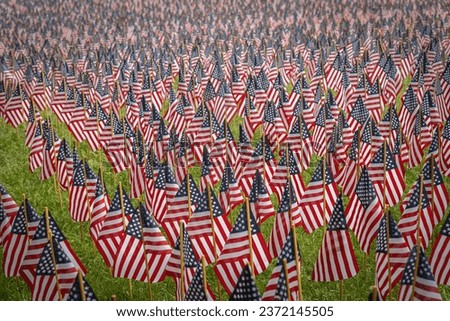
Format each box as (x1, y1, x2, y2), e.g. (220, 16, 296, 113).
(1, 81, 450, 301)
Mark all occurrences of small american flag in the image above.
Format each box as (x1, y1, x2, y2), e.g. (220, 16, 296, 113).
(214, 204, 271, 295)
(229, 264, 261, 301)
(312, 193, 359, 281)
(66, 274, 98, 301)
(398, 245, 442, 301)
(375, 212, 410, 300)
(430, 212, 450, 285)
(345, 167, 384, 254)
(32, 238, 78, 301)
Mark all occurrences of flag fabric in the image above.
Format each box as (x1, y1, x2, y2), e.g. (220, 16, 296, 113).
(345, 167, 384, 253)
(214, 204, 271, 295)
(422, 157, 449, 228)
(19, 213, 87, 290)
(368, 143, 404, 207)
(398, 176, 433, 250)
(269, 178, 302, 259)
(298, 159, 339, 234)
(229, 264, 261, 301)
(186, 188, 231, 265)
(430, 213, 450, 285)
(113, 206, 148, 282)
(312, 193, 359, 281)
(2, 199, 40, 277)
(96, 186, 134, 267)
(184, 264, 215, 301)
(219, 163, 244, 215)
(249, 170, 276, 224)
(163, 174, 201, 246)
(89, 176, 109, 244)
(66, 275, 98, 301)
(375, 212, 410, 300)
(0, 185, 20, 246)
(32, 237, 78, 301)
(263, 230, 301, 301)
(398, 245, 442, 301)
(166, 224, 200, 300)
(140, 204, 172, 283)
(68, 161, 90, 222)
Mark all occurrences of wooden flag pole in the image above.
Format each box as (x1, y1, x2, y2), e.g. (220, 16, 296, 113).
(322, 155, 327, 232)
(179, 220, 186, 301)
(410, 174, 424, 301)
(206, 183, 218, 263)
(282, 258, 292, 301)
(291, 223, 303, 301)
(245, 197, 255, 277)
(45, 207, 63, 301)
(382, 141, 388, 207)
(384, 205, 393, 301)
(118, 182, 132, 298)
(186, 172, 192, 220)
(82, 158, 93, 232)
(22, 194, 30, 245)
(137, 203, 153, 300)
(429, 156, 437, 248)
(201, 256, 208, 300)
(50, 122, 64, 209)
(77, 270, 86, 301)
(299, 115, 304, 172)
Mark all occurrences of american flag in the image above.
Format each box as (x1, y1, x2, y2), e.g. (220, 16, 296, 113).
(375, 211, 410, 300)
(346, 95, 369, 133)
(263, 229, 301, 301)
(269, 178, 302, 259)
(312, 193, 359, 281)
(430, 212, 450, 285)
(66, 274, 98, 301)
(69, 161, 90, 222)
(4, 83, 25, 128)
(32, 238, 78, 301)
(152, 163, 179, 224)
(2, 199, 40, 277)
(214, 203, 271, 295)
(96, 185, 134, 267)
(270, 145, 305, 203)
(28, 122, 45, 173)
(285, 115, 313, 171)
(56, 138, 70, 191)
(368, 142, 404, 207)
(184, 264, 215, 301)
(398, 85, 419, 141)
(422, 157, 449, 227)
(67, 89, 86, 143)
(19, 213, 86, 290)
(199, 146, 220, 193)
(89, 175, 109, 244)
(398, 245, 442, 301)
(219, 163, 244, 215)
(113, 206, 149, 282)
(186, 187, 231, 264)
(166, 223, 200, 300)
(163, 174, 201, 246)
(345, 167, 384, 253)
(398, 175, 433, 250)
(0, 185, 19, 246)
(229, 264, 261, 301)
(40, 127, 58, 181)
(298, 158, 339, 234)
(139, 204, 172, 283)
(248, 170, 276, 224)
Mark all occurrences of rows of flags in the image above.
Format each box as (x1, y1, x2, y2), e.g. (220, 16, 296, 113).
(1, 0, 450, 301)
